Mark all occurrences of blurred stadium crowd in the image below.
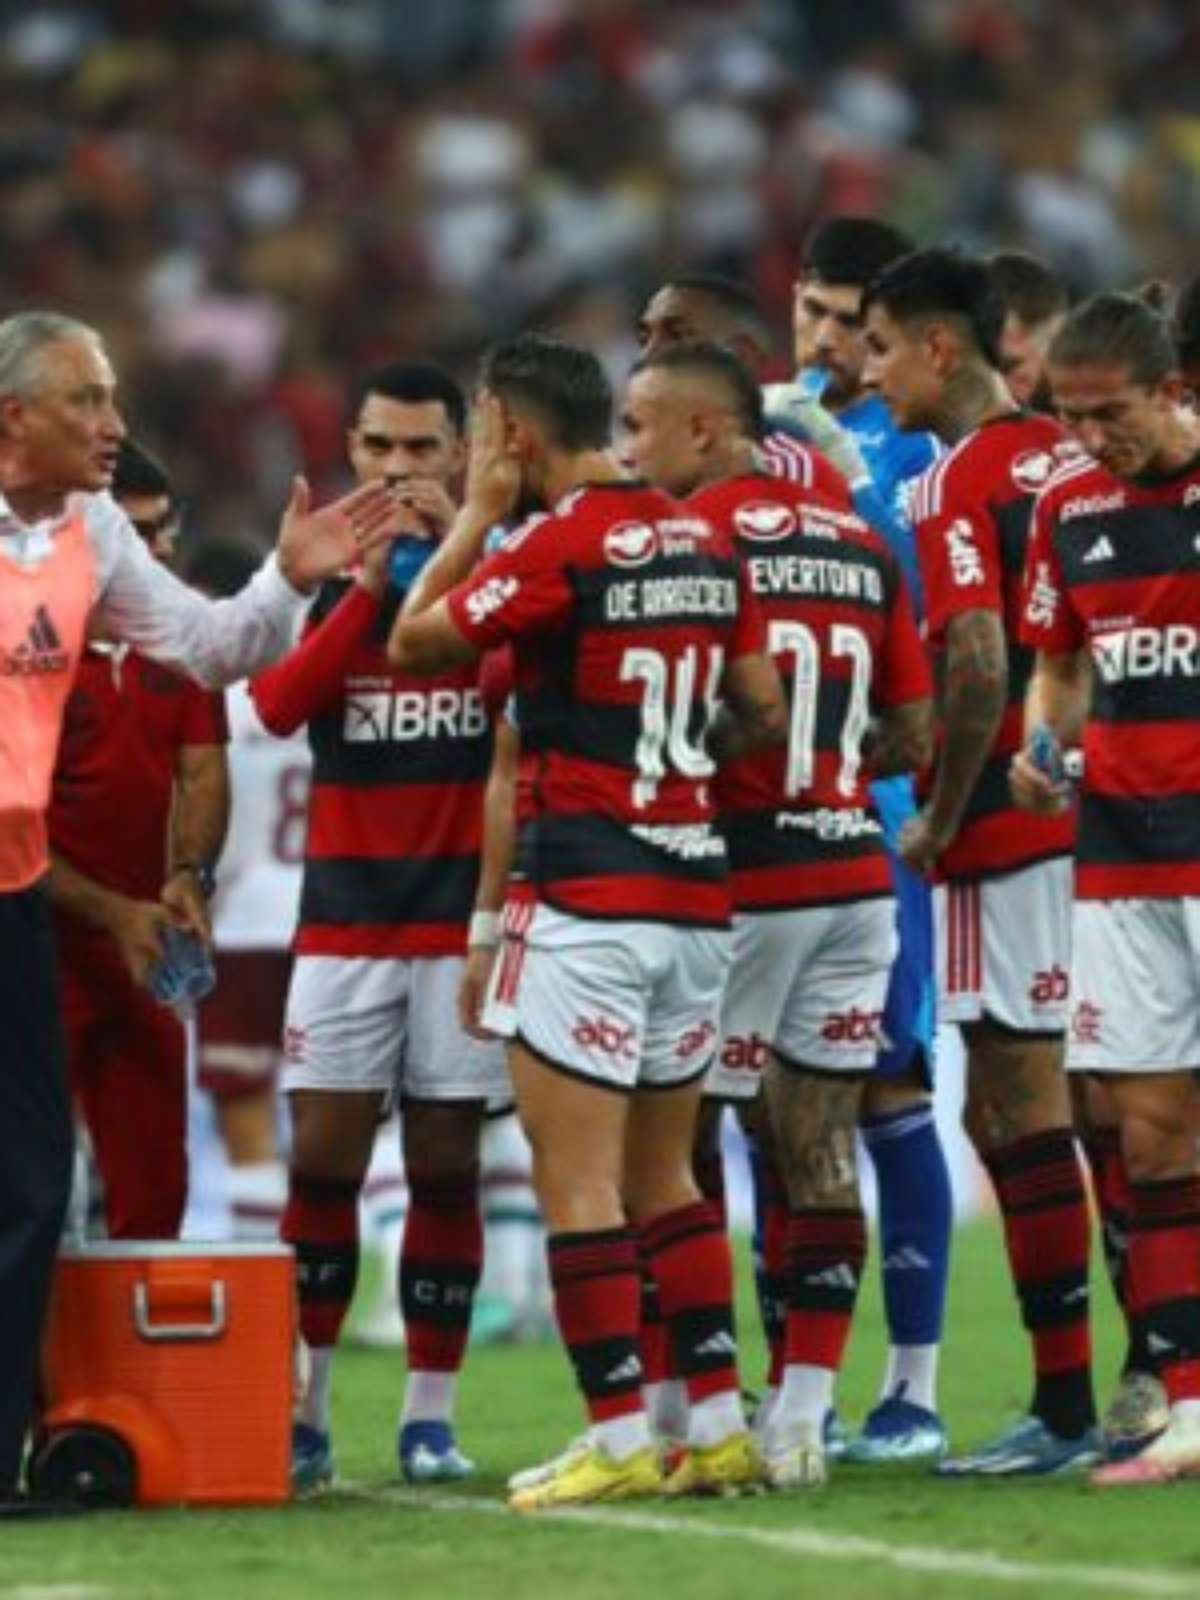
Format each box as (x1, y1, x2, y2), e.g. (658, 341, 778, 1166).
(1, 0, 1198, 538)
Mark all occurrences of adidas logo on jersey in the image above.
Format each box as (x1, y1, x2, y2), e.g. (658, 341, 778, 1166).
(1081, 534, 1116, 564)
(1, 605, 69, 677)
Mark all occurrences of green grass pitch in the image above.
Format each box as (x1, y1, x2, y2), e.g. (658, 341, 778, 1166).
(4, 1221, 1200, 1600)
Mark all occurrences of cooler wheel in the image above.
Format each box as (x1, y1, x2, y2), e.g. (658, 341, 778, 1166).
(28, 1424, 137, 1508)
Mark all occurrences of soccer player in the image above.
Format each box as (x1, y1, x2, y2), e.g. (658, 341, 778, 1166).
(790, 216, 952, 1461)
(1012, 294, 1200, 1484)
(620, 342, 932, 1485)
(636, 270, 869, 1411)
(49, 439, 229, 1240)
(0, 309, 396, 1512)
(391, 334, 787, 1510)
(253, 362, 509, 1492)
(862, 250, 1100, 1474)
(988, 251, 1069, 412)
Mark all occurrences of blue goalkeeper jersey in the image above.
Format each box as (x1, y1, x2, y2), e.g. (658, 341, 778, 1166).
(837, 391, 939, 617)
(825, 386, 940, 1073)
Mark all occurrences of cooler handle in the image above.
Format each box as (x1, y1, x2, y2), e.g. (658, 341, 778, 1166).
(132, 1280, 227, 1342)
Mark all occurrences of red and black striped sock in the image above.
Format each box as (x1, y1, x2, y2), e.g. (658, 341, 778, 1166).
(400, 1170, 483, 1374)
(984, 1130, 1095, 1437)
(758, 1153, 790, 1388)
(1081, 1127, 1149, 1375)
(1126, 1176, 1200, 1404)
(548, 1227, 645, 1424)
(282, 1172, 360, 1350)
(693, 1149, 728, 1232)
(642, 1201, 740, 1405)
(637, 1256, 674, 1385)
(784, 1207, 867, 1373)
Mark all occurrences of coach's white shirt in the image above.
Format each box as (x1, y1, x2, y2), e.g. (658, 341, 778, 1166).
(0, 489, 308, 688)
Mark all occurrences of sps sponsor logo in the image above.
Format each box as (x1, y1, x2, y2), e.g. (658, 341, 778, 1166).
(1024, 560, 1059, 630)
(733, 502, 797, 543)
(605, 521, 658, 568)
(464, 575, 518, 625)
(944, 518, 986, 587)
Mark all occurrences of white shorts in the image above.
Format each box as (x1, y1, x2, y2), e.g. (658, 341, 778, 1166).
(281, 954, 508, 1102)
(1068, 898, 1200, 1073)
(935, 858, 1072, 1035)
(707, 898, 897, 1099)
(481, 902, 731, 1093)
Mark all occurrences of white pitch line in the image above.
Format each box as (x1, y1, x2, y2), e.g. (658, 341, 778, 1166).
(6, 1589, 112, 1600)
(341, 1484, 1200, 1599)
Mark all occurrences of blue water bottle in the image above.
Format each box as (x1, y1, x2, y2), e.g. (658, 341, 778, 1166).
(147, 924, 217, 1009)
(388, 535, 433, 594)
(1028, 723, 1066, 786)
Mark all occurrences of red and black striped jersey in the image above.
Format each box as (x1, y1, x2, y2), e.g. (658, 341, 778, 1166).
(696, 473, 930, 910)
(914, 412, 1078, 880)
(1020, 447, 1200, 899)
(447, 482, 766, 927)
(252, 578, 499, 959)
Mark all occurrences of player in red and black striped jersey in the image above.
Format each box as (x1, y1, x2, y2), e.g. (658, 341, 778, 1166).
(864, 247, 1099, 1475)
(1013, 294, 1200, 1483)
(392, 334, 786, 1509)
(620, 342, 932, 1487)
(259, 362, 509, 1494)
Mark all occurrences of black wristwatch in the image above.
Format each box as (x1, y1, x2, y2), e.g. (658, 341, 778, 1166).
(172, 862, 217, 898)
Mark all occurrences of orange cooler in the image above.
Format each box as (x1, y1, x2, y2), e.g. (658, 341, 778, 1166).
(35, 1242, 293, 1507)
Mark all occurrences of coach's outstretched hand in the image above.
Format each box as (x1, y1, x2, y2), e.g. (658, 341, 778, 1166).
(276, 475, 402, 594)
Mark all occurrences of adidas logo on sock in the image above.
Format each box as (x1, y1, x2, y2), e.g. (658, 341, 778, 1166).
(883, 1246, 931, 1272)
(1147, 1331, 1176, 1356)
(1081, 534, 1115, 564)
(603, 1354, 643, 1386)
(693, 1330, 737, 1359)
(803, 1263, 857, 1292)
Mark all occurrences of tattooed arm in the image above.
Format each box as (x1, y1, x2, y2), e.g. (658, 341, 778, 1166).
(708, 650, 788, 763)
(898, 607, 1006, 873)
